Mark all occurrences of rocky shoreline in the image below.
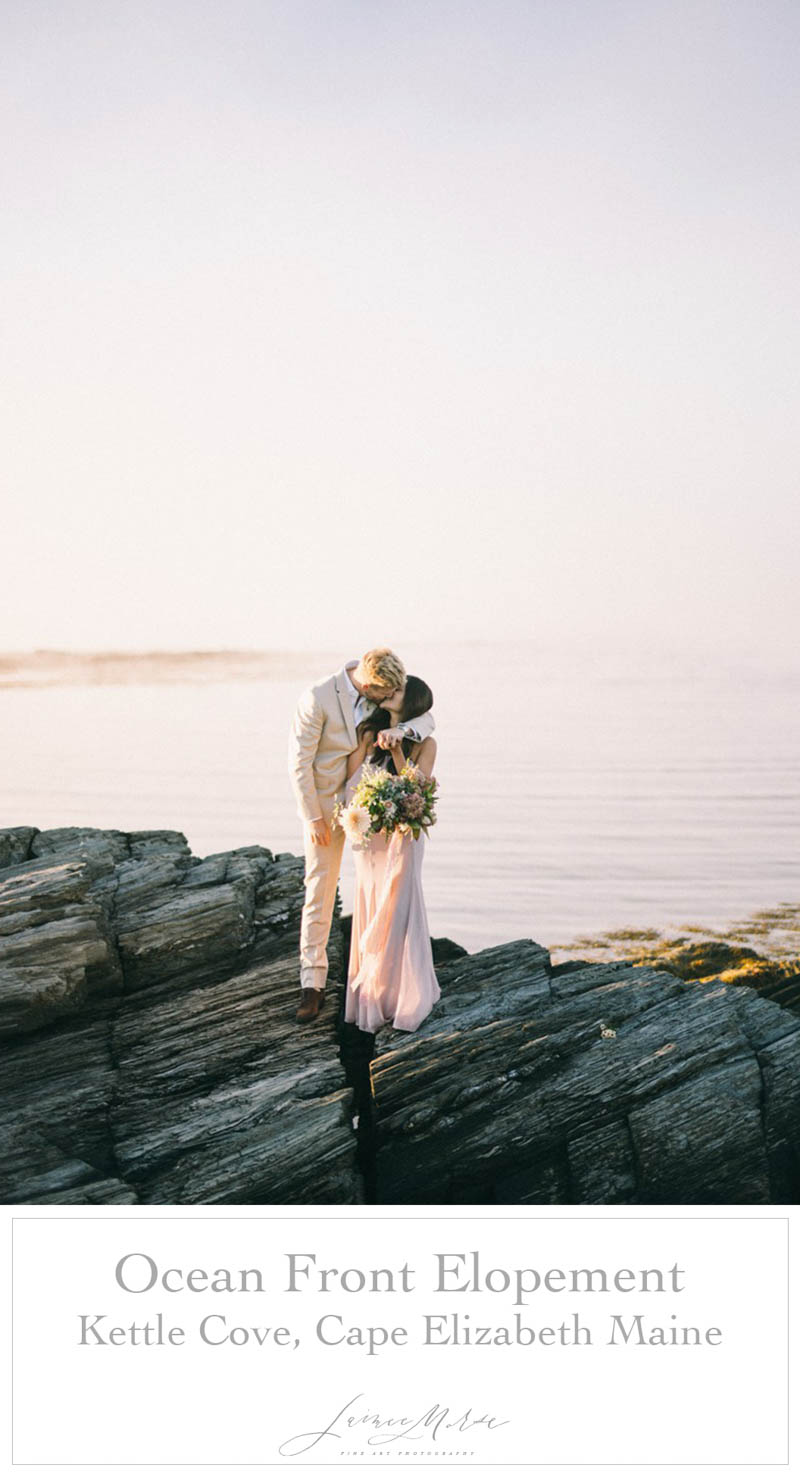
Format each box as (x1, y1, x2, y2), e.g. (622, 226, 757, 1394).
(2, 825, 799, 1206)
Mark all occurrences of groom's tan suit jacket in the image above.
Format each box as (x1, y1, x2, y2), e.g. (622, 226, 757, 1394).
(288, 665, 435, 826)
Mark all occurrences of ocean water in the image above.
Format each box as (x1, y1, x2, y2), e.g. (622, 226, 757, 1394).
(2, 643, 799, 955)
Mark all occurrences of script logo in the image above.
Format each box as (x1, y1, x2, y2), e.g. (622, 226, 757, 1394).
(278, 1392, 510, 1457)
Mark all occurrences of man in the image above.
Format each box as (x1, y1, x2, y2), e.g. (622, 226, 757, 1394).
(288, 648, 435, 1023)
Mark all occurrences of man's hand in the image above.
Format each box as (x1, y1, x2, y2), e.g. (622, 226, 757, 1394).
(307, 819, 331, 847)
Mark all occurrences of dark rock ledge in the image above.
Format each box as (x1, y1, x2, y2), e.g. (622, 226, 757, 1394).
(1, 826, 799, 1206)
(0, 826, 354, 1204)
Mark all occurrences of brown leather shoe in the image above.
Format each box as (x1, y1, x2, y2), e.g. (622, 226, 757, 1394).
(296, 988, 325, 1023)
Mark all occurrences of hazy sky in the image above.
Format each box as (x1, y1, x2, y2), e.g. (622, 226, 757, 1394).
(4, 0, 798, 659)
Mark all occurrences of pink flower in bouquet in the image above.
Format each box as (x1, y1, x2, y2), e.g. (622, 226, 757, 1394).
(401, 791, 425, 820)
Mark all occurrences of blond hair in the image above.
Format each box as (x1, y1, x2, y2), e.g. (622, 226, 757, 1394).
(355, 648, 406, 689)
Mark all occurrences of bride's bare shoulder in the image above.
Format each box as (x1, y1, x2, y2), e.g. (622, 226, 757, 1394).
(411, 735, 437, 770)
(416, 735, 437, 756)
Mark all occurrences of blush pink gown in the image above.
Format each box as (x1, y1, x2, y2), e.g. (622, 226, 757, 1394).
(343, 762, 441, 1033)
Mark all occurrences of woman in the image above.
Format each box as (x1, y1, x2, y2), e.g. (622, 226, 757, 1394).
(342, 676, 441, 1033)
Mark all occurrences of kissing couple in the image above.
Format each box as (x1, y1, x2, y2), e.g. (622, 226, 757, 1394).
(288, 648, 440, 1032)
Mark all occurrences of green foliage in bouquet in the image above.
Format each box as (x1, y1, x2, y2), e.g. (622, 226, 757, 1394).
(335, 762, 438, 845)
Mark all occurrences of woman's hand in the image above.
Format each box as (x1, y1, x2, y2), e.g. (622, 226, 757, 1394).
(376, 727, 404, 749)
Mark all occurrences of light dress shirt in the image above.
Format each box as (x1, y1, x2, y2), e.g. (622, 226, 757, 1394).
(343, 662, 373, 727)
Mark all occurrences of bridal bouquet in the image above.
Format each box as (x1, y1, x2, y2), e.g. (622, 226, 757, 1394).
(335, 762, 438, 845)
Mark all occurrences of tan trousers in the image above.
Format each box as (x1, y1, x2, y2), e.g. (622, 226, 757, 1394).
(299, 822, 346, 992)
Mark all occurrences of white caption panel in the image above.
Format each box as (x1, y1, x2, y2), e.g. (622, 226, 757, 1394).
(11, 1215, 788, 1466)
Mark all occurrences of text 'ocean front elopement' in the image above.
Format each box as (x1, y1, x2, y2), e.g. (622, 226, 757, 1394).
(74, 1246, 721, 1354)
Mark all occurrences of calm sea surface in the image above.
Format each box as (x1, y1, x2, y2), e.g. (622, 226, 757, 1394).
(2, 643, 799, 955)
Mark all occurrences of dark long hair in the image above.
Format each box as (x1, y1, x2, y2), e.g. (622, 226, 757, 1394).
(356, 675, 434, 775)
